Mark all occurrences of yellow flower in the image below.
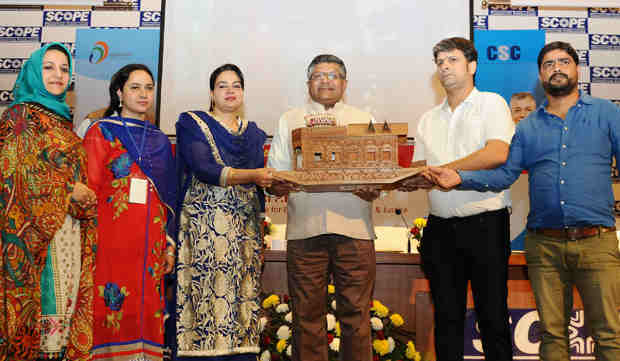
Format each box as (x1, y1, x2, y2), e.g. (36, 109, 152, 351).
(390, 313, 404, 327)
(262, 294, 280, 309)
(372, 300, 389, 317)
(276, 339, 287, 353)
(406, 341, 421, 360)
(373, 339, 390, 356)
(328, 284, 335, 294)
(414, 218, 427, 228)
(335, 321, 341, 336)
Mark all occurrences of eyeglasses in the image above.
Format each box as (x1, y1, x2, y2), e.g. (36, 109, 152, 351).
(541, 57, 573, 70)
(309, 72, 344, 81)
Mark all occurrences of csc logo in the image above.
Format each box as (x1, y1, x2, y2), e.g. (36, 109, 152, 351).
(44, 11, 89, 23)
(141, 11, 160, 23)
(487, 45, 521, 61)
(0, 90, 14, 103)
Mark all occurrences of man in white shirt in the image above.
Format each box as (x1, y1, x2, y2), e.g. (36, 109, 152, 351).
(267, 54, 378, 361)
(406, 37, 515, 361)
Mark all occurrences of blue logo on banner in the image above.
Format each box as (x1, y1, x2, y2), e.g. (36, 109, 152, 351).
(0, 90, 14, 104)
(140, 11, 161, 27)
(539, 17, 587, 33)
(579, 82, 591, 95)
(487, 45, 521, 61)
(0, 58, 27, 73)
(475, 30, 545, 103)
(591, 66, 620, 83)
(590, 34, 620, 50)
(588, 8, 620, 17)
(489, 5, 537, 16)
(576, 49, 589, 66)
(41, 42, 76, 57)
(473, 15, 488, 30)
(0, 27, 42, 42)
(43, 11, 91, 26)
(466, 309, 606, 358)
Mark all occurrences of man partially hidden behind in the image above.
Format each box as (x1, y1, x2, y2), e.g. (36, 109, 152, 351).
(267, 54, 379, 361)
(510, 92, 537, 123)
(401, 37, 515, 360)
(430, 41, 620, 361)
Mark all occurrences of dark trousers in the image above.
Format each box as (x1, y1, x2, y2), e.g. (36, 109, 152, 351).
(420, 208, 513, 361)
(287, 234, 376, 361)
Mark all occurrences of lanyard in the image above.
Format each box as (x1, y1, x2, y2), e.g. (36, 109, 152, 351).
(122, 118, 148, 164)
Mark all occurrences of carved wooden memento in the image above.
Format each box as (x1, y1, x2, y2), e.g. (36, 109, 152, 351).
(274, 122, 426, 192)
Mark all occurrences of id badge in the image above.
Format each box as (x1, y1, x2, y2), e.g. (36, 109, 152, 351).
(129, 178, 148, 204)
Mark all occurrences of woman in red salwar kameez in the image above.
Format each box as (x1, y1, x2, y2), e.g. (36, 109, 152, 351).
(83, 64, 176, 361)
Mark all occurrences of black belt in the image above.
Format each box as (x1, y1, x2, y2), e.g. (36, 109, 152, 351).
(529, 226, 616, 241)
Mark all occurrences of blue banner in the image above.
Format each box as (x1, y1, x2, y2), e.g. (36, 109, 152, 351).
(465, 308, 605, 359)
(74, 29, 160, 127)
(75, 29, 159, 81)
(474, 30, 545, 104)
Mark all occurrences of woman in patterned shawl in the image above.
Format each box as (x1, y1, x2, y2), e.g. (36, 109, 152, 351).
(173, 64, 274, 360)
(83, 64, 176, 361)
(0, 43, 97, 360)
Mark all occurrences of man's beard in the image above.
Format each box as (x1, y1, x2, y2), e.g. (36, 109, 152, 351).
(542, 72, 577, 97)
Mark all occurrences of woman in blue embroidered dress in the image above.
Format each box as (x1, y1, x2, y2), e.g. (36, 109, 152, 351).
(83, 64, 176, 360)
(174, 64, 274, 360)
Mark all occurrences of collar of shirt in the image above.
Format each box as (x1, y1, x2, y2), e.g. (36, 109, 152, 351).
(305, 99, 345, 114)
(439, 87, 480, 116)
(536, 91, 594, 118)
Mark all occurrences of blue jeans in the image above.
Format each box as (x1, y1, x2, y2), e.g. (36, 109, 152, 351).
(525, 230, 620, 361)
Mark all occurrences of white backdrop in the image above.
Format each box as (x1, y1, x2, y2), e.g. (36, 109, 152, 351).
(159, 1, 471, 136)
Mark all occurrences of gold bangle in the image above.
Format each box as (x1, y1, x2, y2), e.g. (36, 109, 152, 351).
(165, 251, 175, 257)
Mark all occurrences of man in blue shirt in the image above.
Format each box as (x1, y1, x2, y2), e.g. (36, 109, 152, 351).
(429, 41, 620, 361)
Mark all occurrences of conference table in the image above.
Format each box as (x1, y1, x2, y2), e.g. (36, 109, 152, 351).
(261, 250, 588, 355)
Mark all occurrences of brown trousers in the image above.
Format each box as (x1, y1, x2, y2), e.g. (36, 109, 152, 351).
(287, 234, 376, 361)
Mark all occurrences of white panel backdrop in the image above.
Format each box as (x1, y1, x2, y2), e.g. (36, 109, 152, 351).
(159, 1, 471, 136)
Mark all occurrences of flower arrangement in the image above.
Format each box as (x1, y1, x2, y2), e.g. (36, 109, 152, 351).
(259, 285, 421, 361)
(409, 217, 427, 253)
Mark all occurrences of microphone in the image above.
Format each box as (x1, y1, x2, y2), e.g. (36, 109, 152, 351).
(395, 209, 411, 253)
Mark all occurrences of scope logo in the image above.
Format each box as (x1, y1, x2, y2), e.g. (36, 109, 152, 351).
(41, 42, 76, 57)
(89, 41, 109, 64)
(576, 49, 589, 66)
(488, 5, 537, 16)
(0, 58, 27, 73)
(578, 82, 591, 95)
(473, 15, 488, 30)
(0, 90, 14, 105)
(0, 27, 42, 42)
(589, 8, 620, 17)
(539, 17, 587, 33)
(140, 11, 161, 27)
(43, 11, 90, 26)
(591, 66, 620, 83)
(590, 34, 620, 50)
(486, 45, 521, 61)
